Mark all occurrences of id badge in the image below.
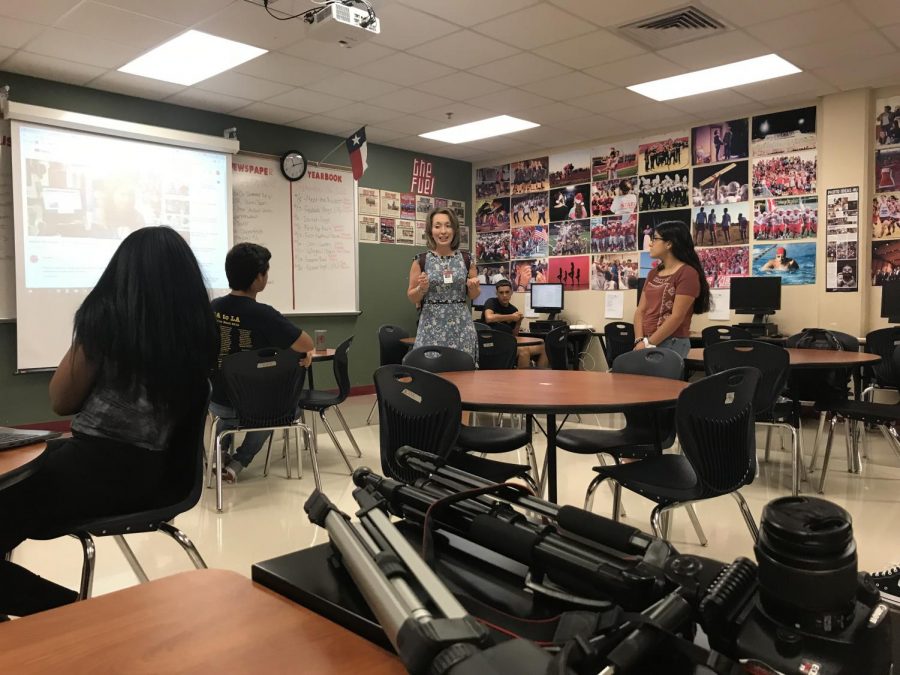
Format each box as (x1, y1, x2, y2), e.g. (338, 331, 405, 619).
(443, 269, 453, 284)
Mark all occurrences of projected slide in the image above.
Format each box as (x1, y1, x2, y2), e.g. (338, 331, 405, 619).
(17, 123, 229, 290)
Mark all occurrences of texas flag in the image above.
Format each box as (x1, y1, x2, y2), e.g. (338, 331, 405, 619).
(346, 126, 368, 181)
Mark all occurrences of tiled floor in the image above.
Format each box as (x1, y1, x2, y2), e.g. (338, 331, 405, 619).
(12, 395, 900, 599)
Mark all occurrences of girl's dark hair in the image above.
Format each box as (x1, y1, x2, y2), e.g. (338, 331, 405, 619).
(654, 220, 710, 314)
(73, 227, 218, 412)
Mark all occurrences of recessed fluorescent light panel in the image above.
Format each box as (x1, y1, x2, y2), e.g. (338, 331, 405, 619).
(627, 54, 801, 102)
(119, 30, 267, 86)
(420, 115, 539, 144)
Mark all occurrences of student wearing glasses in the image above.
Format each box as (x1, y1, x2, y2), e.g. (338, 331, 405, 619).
(633, 220, 710, 358)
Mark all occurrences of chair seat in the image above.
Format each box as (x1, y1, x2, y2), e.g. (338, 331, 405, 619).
(457, 425, 530, 453)
(447, 450, 532, 483)
(826, 399, 900, 424)
(592, 455, 700, 505)
(556, 427, 664, 459)
(298, 389, 340, 410)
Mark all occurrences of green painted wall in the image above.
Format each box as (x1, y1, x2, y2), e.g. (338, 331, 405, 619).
(0, 71, 470, 425)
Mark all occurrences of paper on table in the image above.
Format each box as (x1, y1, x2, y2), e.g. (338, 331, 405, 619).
(605, 291, 624, 319)
(709, 289, 730, 321)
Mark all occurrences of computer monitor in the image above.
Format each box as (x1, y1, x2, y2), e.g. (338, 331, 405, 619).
(881, 282, 900, 323)
(530, 283, 564, 320)
(472, 283, 497, 310)
(729, 276, 781, 323)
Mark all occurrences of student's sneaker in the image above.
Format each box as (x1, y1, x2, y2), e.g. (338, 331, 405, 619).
(870, 564, 900, 606)
(222, 460, 244, 484)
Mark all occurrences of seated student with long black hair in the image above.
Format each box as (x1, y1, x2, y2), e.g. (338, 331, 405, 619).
(0, 226, 218, 616)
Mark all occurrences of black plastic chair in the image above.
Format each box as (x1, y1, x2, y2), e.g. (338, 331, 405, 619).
(367, 324, 410, 425)
(374, 365, 536, 488)
(862, 327, 900, 399)
(602, 322, 635, 370)
(476, 328, 518, 370)
(704, 340, 804, 496)
(211, 348, 315, 511)
(297, 337, 359, 476)
(584, 367, 761, 545)
(403, 345, 476, 372)
(31, 385, 213, 599)
(701, 325, 753, 347)
(473, 321, 491, 332)
(544, 325, 569, 370)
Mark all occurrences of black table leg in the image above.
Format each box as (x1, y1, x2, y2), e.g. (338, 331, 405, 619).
(546, 413, 558, 503)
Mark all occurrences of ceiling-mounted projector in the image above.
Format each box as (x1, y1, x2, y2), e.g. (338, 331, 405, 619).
(306, 2, 380, 46)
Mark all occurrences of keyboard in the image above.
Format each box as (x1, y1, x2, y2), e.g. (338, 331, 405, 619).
(0, 427, 61, 450)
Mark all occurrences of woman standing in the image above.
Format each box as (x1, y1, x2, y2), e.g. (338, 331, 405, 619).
(634, 220, 710, 358)
(408, 208, 479, 363)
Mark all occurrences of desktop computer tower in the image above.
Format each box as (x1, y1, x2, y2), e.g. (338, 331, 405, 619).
(737, 322, 779, 337)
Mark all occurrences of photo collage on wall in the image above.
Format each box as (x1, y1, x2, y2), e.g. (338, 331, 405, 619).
(825, 187, 859, 292)
(472, 106, 819, 295)
(358, 187, 465, 249)
(872, 95, 900, 285)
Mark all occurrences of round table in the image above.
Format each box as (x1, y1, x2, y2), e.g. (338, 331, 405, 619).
(400, 335, 544, 347)
(685, 347, 880, 370)
(0, 442, 47, 491)
(438, 370, 688, 503)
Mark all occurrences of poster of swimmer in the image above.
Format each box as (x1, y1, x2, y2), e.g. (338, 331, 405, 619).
(751, 242, 817, 285)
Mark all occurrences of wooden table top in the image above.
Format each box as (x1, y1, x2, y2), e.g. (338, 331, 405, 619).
(685, 347, 880, 369)
(438, 369, 687, 414)
(401, 335, 543, 347)
(0, 442, 46, 491)
(0, 569, 402, 674)
(311, 348, 335, 360)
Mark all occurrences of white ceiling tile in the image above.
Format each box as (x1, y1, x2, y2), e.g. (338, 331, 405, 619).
(417, 103, 496, 124)
(281, 39, 396, 69)
(304, 72, 400, 101)
(468, 135, 540, 153)
(656, 31, 771, 70)
(98, 0, 234, 26)
(56, 1, 183, 51)
(359, 125, 408, 143)
(845, 0, 900, 28)
(288, 115, 357, 135)
(196, 71, 294, 100)
(233, 52, 341, 88)
(666, 90, 757, 114)
(814, 55, 900, 91)
(584, 53, 685, 87)
(745, 3, 870, 49)
(370, 4, 460, 50)
(356, 52, 455, 86)
(519, 102, 597, 125)
(367, 88, 454, 113)
(0, 17, 46, 49)
(393, 0, 542, 28)
(414, 72, 503, 100)
(699, 0, 842, 27)
(86, 70, 187, 99)
(605, 102, 695, 126)
(535, 29, 645, 69)
(265, 87, 353, 113)
(1, 51, 106, 85)
(884, 23, 900, 49)
(520, 71, 614, 101)
(377, 115, 447, 134)
(733, 71, 838, 101)
(512, 124, 589, 147)
(327, 102, 404, 125)
(0, 0, 81, 25)
(781, 30, 897, 70)
(194, 1, 309, 50)
(165, 88, 254, 113)
(0, 46, 13, 63)
(559, 115, 639, 139)
(470, 52, 571, 86)
(569, 88, 649, 114)
(20, 28, 140, 69)
(427, 144, 486, 161)
(406, 30, 520, 70)
(546, 0, 692, 28)
(465, 87, 554, 114)
(232, 101, 306, 125)
(474, 4, 595, 48)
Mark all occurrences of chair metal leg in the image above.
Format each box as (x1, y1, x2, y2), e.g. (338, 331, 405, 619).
(764, 426, 773, 462)
(263, 432, 275, 478)
(583, 473, 604, 511)
(113, 535, 150, 584)
(282, 429, 292, 479)
(333, 405, 363, 458)
(71, 533, 95, 600)
(809, 410, 827, 473)
(610, 482, 623, 522)
(158, 522, 208, 569)
(844, 418, 856, 474)
(292, 425, 303, 480)
(594, 454, 627, 518)
(731, 491, 759, 543)
(204, 416, 221, 489)
(684, 505, 707, 546)
(787, 424, 800, 497)
(525, 444, 541, 489)
(650, 505, 673, 540)
(818, 414, 838, 494)
(297, 423, 321, 490)
(320, 413, 354, 473)
(366, 398, 378, 425)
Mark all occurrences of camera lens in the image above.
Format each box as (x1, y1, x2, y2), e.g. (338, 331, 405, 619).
(754, 496, 857, 635)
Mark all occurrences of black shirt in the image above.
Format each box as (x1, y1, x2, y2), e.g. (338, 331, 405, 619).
(481, 297, 518, 334)
(210, 294, 302, 404)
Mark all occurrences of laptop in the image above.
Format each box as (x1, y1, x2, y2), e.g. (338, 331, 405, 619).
(0, 427, 61, 450)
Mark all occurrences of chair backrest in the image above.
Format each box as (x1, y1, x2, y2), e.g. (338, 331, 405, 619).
(472, 321, 491, 332)
(612, 348, 684, 449)
(604, 322, 635, 367)
(222, 348, 307, 427)
(701, 325, 753, 347)
(402, 345, 475, 373)
(676, 367, 760, 499)
(787, 328, 857, 352)
(704, 340, 790, 420)
(865, 327, 900, 388)
(544, 325, 569, 370)
(373, 365, 462, 482)
(475, 329, 517, 370)
(378, 324, 410, 367)
(785, 328, 850, 402)
(330, 336, 354, 402)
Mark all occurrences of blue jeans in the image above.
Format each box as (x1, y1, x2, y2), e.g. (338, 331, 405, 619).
(208, 401, 271, 468)
(657, 336, 691, 358)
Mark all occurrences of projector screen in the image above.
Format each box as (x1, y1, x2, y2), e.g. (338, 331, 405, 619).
(12, 121, 232, 370)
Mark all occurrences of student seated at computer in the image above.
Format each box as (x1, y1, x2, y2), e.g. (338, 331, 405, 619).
(482, 279, 548, 368)
(0, 226, 218, 616)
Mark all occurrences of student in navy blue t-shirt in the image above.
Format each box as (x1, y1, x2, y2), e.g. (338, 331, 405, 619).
(210, 243, 314, 482)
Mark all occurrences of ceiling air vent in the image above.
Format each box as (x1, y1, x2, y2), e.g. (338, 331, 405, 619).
(619, 6, 729, 50)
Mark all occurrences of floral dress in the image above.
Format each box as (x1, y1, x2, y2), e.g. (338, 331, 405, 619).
(413, 251, 478, 364)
